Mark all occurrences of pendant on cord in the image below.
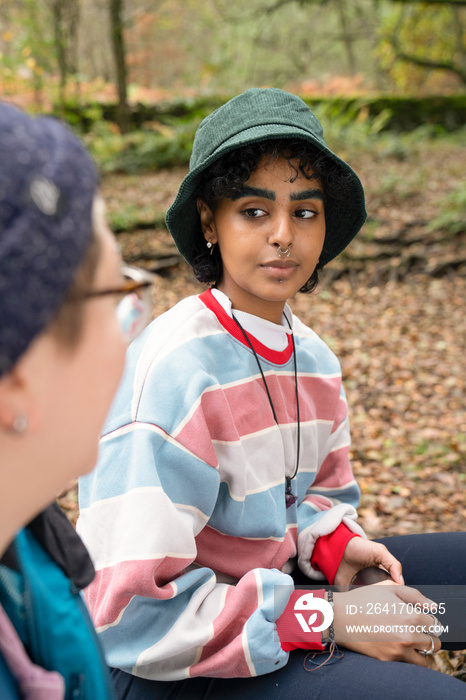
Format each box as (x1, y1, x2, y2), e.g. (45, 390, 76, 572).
(230, 313, 301, 510)
(285, 476, 298, 508)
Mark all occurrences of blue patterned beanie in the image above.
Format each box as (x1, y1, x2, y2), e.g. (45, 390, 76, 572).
(0, 102, 98, 376)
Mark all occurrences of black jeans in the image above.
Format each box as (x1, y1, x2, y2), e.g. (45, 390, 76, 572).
(111, 532, 466, 699)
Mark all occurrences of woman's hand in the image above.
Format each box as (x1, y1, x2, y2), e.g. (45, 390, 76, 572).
(332, 582, 441, 666)
(333, 537, 404, 587)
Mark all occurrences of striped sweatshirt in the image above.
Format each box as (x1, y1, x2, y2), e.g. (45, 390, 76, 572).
(77, 289, 365, 680)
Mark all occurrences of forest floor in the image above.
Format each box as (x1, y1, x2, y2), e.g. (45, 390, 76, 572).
(58, 137, 465, 679)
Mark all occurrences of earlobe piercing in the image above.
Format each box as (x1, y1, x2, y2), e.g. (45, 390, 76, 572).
(12, 414, 28, 434)
(277, 245, 291, 258)
(206, 239, 215, 255)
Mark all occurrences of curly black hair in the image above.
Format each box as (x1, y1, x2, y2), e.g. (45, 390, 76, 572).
(192, 138, 353, 293)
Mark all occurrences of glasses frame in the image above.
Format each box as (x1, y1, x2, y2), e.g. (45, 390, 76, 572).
(65, 264, 155, 344)
(80, 265, 154, 301)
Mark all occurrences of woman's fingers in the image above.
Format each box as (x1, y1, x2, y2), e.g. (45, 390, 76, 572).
(393, 583, 438, 612)
(372, 546, 404, 584)
(410, 632, 442, 667)
(333, 584, 441, 665)
(335, 538, 404, 587)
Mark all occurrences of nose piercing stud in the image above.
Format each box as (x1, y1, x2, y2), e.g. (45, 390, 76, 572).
(277, 245, 290, 258)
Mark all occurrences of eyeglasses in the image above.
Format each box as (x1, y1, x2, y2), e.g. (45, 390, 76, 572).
(81, 265, 155, 344)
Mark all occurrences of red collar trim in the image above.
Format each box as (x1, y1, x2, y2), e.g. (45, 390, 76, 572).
(199, 289, 293, 365)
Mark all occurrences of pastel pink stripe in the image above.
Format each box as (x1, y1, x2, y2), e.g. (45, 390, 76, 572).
(195, 525, 297, 578)
(86, 558, 184, 628)
(191, 577, 260, 677)
(298, 375, 343, 422)
(311, 448, 352, 489)
(303, 494, 334, 511)
(176, 375, 341, 456)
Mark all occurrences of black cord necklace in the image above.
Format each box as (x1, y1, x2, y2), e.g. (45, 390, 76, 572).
(231, 312, 300, 509)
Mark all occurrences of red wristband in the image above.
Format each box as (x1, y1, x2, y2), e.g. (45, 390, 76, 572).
(276, 589, 326, 652)
(311, 523, 360, 584)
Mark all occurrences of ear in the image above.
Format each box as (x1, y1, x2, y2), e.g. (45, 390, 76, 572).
(197, 199, 218, 245)
(0, 344, 46, 434)
(0, 366, 28, 432)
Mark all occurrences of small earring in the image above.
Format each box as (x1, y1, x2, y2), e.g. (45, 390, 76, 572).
(206, 239, 214, 255)
(12, 414, 28, 434)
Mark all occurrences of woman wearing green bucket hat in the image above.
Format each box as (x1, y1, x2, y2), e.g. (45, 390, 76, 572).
(78, 89, 466, 699)
(166, 87, 366, 269)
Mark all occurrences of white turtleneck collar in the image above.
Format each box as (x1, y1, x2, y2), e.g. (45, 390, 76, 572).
(210, 288, 292, 352)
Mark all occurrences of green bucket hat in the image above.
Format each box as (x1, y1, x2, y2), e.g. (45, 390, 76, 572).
(166, 87, 366, 268)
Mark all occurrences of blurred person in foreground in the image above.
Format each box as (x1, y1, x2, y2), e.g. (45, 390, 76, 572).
(0, 102, 153, 699)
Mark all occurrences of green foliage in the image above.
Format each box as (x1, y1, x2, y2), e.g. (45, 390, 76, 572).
(427, 185, 466, 235)
(309, 101, 393, 159)
(84, 101, 393, 174)
(85, 117, 202, 174)
(362, 95, 466, 132)
(83, 96, 466, 175)
(376, 124, 443, 161)
(0, 0, 54, 105)
(377, 3, 466, 90)
(66, 94, 466, 140)
(108, 203, 166, 232)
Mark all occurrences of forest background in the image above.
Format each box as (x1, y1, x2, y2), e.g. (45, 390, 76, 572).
(1, 0, 465, 678)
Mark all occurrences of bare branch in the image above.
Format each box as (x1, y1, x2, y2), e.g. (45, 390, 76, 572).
(390, 0, 466, 6)
(395, 49, 466, 82)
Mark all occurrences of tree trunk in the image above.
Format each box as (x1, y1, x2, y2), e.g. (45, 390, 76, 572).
(109, 0, 131, 133)
(336, 0, 356, 74)
(52, 0, 68, 116)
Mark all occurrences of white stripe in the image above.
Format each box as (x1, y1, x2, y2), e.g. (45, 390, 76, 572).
(300, 499, 322, 512)
(241, 571, 263, 677)
(254, 568, 264, 607)
(132, 575, 222, 681)
(212, 423, 277, 447)
(328, 439, 351, 454)
(297, 371, 341, 379)
(81, 486, 209, 526)
(78, 488, 206, 569)
(224, 477, 284, 502)
(211, 418, 334, 447)
(192, 583, 229, 670)
(211, 422, 329, 500)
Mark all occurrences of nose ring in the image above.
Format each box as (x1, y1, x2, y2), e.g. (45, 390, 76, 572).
(277, 245, 291, 258)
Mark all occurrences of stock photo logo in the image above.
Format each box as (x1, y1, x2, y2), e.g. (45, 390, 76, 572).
(294, 592, 334, 634)
(276, 589, 333, 651)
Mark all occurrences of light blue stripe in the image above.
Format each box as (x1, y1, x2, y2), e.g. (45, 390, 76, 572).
(208, 482, 287, 538)
(294, 336, 340, 375)
(103, 325, 341, 437)
(305, 481, 361, 506)
(79, 427, 219, 512)
(245, 569, 292, 675)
